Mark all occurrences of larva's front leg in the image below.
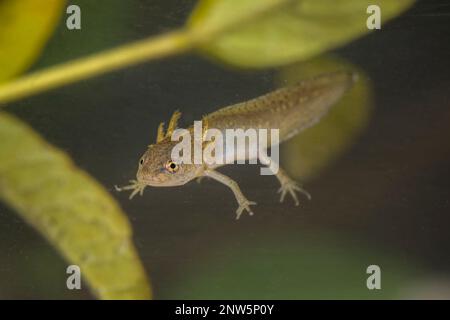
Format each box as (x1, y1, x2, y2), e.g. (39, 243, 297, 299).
(203, 169, 256, 219)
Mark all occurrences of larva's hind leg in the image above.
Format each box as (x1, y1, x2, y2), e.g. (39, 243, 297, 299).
(259, 153, 311, 206)
(275, 168, 311, 206)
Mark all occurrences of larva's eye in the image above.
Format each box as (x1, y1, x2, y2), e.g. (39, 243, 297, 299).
(139, 158, 144, 165)
(165, 160, 179, 173)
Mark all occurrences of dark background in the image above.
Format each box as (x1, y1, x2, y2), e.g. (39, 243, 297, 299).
(0, 0, 449, 299)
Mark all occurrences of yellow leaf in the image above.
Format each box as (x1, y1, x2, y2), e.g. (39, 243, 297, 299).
(0, 112, 151, 299)
(188, 0, 415, 68)
(0, 0, 65, 82)
(278, 55, 373, 180)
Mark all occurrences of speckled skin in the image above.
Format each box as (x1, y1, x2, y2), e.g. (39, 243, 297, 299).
(205, 71, 356, 142)
(117, 71, 356, 218)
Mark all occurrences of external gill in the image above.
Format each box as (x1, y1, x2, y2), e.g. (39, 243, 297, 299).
(156, 110, 182, 142)
(155, 110, 209, 144)
(114, 180, 146, 199)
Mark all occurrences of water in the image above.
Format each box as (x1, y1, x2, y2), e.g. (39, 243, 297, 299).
(0, 0, 449, 299)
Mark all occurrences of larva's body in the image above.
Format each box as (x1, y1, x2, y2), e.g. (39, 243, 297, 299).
(116, 71, 356, 219)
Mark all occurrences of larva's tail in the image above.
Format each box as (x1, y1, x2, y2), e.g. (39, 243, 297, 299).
(278, 71, 358, 141)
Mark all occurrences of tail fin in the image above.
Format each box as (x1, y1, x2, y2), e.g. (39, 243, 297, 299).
(280, 71, 357, 141)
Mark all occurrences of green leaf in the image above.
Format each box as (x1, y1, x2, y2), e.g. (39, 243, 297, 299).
(0, 0, 65, 82)
(0, 0, 150, 299)
(0, 112, 151, 299)
(35, 0, 137, 68)
(188, 0, 415, 68)
(278, 55, 373, 181)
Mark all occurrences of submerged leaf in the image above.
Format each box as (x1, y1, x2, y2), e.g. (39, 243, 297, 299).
(278, 55, 373, 180)
(0, 112, 151, 299)
(0, 0, 65, 82)
(188, 0, 415, 68)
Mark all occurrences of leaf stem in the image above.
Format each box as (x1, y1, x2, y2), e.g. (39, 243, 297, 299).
(0, 29, 193, 106)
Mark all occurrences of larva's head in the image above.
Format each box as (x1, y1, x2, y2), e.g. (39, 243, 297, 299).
(137, 140, 199, 186)
(116, 139, 200, 199)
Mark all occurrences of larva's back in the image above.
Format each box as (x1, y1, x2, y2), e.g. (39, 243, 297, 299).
(205, 71, 357, 143)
